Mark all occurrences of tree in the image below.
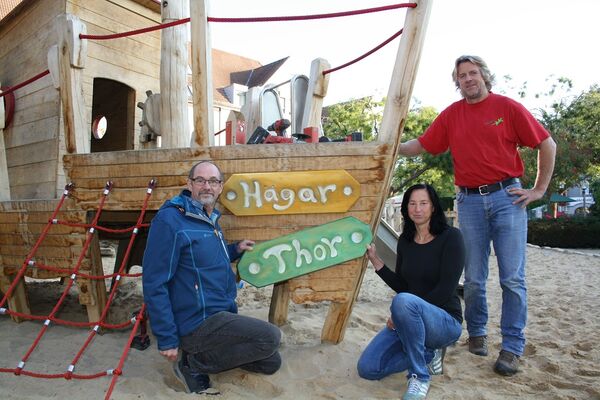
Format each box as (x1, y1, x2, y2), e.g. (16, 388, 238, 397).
(321, 96, 384, 141)
(520, 84, 600, 194)
(391, 106, 455, 196)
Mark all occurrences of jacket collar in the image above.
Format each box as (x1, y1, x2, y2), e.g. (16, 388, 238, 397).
(169, 189, 221, 225)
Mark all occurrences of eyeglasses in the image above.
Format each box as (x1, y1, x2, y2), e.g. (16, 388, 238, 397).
(190, 177, 222, 187)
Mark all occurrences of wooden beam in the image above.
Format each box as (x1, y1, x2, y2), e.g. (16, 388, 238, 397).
(159, 0, 190, 148)
(378, 0, 432, 146)
(323, 0, 433, 344)
(0, 81, 10, 200)
(301, 58, 331, 130)
(56, 14, 89, 154)
(0, 274, 30, 323)
(189, 0, 214, 146)
(268, 281, 289, 326)
(0, 89, 9, 200)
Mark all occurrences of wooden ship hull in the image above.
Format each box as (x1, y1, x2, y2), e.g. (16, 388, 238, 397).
(0, 0, 432, 343)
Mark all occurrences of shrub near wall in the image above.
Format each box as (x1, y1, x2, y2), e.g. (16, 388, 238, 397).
(528, 217, 600, 248)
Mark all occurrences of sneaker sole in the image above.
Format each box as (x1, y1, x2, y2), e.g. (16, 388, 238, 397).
(172, 362, 192, 393)
(469, 349, 488, 356)
(494, 364, 519, 376)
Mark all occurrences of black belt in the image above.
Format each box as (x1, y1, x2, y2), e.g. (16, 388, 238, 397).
(460, 178, 519, 195)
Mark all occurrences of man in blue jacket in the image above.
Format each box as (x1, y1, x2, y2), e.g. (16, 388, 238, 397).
(143, 161, 282, 394)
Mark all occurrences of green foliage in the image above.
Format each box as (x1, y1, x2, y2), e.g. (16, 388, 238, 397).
(520, 84, 600, 193)
(391, 106, 455, 196)
(528, 217, 600, 248)
(321, 96, 385, 141)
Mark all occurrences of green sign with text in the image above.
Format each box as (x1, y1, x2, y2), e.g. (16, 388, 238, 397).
(238, 217, 372, 288)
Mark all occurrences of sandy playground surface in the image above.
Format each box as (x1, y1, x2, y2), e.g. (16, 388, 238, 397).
(1, 245, 599, 399)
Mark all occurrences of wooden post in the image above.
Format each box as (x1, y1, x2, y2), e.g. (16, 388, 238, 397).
(76, 213, 107, 322)
(300, 58, 331, 131)
(322, 0, 433, 344)
(378, 0, 432, 146)
(56, 14, 88, 154)
(189, 0, 214, 146)
(0, 275, 30, 323)
(268, 58, 330, 330)
(373, 0, 433, 232)
(268, 281, 290, 326)
(0, 84, 10, 201)
(159, 0, 190, 148)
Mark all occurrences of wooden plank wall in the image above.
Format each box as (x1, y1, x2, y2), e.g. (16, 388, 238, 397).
(0, 0, 63, 200)
(0, 198, 108, 321)
(63, 142, 391, 304)
(0, 0, 162, 201)
(60, 0, 162, 191)
(0, 199, 90, 278)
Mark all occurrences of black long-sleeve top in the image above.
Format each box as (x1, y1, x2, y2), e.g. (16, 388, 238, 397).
(376, 226, 465, 323)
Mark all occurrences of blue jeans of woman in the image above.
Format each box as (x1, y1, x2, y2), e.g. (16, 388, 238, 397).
(457, 181, 527, 356)
(180, 311, 282, 375)
(357, 293, 462, 381)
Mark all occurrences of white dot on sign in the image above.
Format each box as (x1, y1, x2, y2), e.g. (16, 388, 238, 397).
(248, 263, 260, 275)
(343, 186, 353, 196)
(226, 191, 237, 201)
(351, 232, 363, 244)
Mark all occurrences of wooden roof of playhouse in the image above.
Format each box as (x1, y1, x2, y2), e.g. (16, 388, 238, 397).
(0, 1, 433, 396)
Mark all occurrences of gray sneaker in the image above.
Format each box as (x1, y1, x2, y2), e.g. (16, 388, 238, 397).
(173, 355, 220, 395)
(402, 374, 430, 400)
(427, 347, 446, 375)
(494, 350, 520, 376)
(467, 335, 488, 356)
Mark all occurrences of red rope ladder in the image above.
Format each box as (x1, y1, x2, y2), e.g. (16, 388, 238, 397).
(0, 180, 156, 400)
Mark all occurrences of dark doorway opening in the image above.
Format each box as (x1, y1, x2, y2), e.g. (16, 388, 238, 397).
(91, 78, 135, 152)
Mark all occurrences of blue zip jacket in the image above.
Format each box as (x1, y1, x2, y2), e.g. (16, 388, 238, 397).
(142, 190, 242, 351)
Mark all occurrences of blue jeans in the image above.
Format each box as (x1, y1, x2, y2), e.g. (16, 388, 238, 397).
(357, 293, 462, 381)
(457, 181, 527, 356)
(180, 311, 282, 375)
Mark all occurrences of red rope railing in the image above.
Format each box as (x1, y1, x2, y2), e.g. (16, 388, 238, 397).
(207, 3, 416, 23)
(0, 70, 49, 98)
(0, 3, 416, 101)
(323, 28, 404, 75)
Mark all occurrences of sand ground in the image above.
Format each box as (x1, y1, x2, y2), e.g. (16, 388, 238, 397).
(1, 245, 599, 399)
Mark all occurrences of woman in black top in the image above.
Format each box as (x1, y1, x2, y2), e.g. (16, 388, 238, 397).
(357, 184, 465, 400)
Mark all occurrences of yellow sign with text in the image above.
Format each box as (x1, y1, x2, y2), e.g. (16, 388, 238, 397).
(221, 170, 360, 215)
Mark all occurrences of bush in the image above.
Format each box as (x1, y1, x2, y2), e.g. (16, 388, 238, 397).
(528, 217, 600, 248)
(439, 196, 455, 211)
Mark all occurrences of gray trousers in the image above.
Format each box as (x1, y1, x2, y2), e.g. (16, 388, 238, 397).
(180, 311, 282, 375)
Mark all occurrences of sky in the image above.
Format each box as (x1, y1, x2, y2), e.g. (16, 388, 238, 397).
(208, 0, 600, 112)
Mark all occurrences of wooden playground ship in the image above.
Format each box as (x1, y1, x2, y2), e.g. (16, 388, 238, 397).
(0, 0, 432, 344)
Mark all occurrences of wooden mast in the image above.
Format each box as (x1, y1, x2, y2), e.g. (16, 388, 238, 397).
(0, 85, 9, 201)
(159, 0, 190, 148)
(321, 0, 433, 344)
(189, 0, 214, 147)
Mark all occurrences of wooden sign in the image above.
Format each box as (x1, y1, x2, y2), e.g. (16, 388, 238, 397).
(221, 170, 360, 215)
(238, 217, 372, 288)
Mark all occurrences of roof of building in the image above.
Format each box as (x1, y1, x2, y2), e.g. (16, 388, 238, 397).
(211, 49, 288, 104)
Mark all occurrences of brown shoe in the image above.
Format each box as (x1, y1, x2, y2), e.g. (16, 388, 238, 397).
(468, 335, 488, 356)
(494, 350, 520, 376)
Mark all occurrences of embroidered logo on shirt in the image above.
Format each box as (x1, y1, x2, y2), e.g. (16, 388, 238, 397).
(487, 117, 504, 126)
